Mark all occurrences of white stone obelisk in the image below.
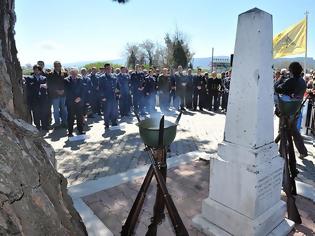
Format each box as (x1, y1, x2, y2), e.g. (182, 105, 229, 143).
(193, 8, 295, 236)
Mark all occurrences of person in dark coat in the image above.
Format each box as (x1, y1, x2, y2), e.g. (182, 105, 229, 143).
(274, 61, 308, 158)
(193, 68, 206, 111)
(185, 69, 194, 109)
(81, 68, 93, 118)
(64, 68, 86, 137)
(99, 63, 119, 129)
(174, 65, 187, 111)
(157, 68, 170, 112)
(130, 64, 145, 115)
(221, 71, 231, 112)
(47, 61, 68, 128)
(210, 71, 221, 112)
(25, 64, 50, 131)
(169, 69, 177, 109)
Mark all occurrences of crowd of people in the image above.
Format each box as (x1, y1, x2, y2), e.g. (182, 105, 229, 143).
(24, 61, 232, 137)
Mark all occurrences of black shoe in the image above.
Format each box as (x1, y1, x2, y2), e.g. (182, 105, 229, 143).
(68, 133, 73, 137)
(299, 153, 307, 159)
(112, 123, 118, 126)
(78, 131, 85, 135)
(105, 125, 109, 129)
(200, 108, 204, 111)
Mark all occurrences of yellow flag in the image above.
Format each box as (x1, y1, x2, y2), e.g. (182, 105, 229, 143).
(273, 18, 306, 58)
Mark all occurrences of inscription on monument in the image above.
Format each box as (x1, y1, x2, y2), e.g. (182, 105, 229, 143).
(257, 168, 282, 201)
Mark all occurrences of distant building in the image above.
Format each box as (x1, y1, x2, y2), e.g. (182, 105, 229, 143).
(210, 57, 231, 72)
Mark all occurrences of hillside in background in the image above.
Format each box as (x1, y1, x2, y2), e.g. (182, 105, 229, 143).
(22, 56, 315, 72)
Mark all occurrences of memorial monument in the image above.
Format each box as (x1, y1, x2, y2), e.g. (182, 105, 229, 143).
(193, 8, 295, 236)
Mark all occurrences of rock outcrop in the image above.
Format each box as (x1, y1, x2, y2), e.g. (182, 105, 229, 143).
(0, 0, 87, 235)
(0, 111, 87, 235)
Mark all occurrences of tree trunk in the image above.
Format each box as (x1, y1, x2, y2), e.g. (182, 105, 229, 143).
(0, 1, 87, 235)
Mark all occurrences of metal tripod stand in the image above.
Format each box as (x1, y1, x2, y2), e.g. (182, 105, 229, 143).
(121, 115, 188, 236)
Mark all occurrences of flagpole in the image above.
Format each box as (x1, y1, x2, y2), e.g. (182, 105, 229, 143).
(304, 11, 309, 76)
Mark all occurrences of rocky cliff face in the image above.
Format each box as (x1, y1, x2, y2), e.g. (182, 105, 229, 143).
(0, 0, 87, 235)
(0, 111, 87, 235)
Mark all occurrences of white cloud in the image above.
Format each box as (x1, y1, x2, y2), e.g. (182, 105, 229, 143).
(38, 40, 62, 50)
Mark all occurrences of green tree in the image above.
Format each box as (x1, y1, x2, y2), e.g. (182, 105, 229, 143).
(140, 40, 155, 66)
(164, 30, 194, 68)
(84, 61, 122, 70)
(173, 40, 188, 68)
(127, 50, 137, 68)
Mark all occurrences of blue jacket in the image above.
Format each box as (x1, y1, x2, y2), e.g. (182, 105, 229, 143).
(64, 76, 85, 106)
(24, 75, 48, 106)
(99, 73, 119, 101)
(117, 73, 130, 96)
(82, 76, 93, 103)
(89, 73, 100, 92)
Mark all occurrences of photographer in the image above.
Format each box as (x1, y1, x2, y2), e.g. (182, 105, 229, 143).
(274, 62, 308, 158)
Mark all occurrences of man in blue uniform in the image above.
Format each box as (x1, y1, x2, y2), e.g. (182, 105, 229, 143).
(89, 67, 102, 116)
(25, 64, 50, 131)
(130, 64, 145, 115)
(99, 63, 119, 129)
(144, 69, 157, 114)
(117, 66, 131, 117)
(64, 68, 86, 137)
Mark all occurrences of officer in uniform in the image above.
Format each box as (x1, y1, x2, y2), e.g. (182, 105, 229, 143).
(25, 64, 50, 131)
(193, 68, 206, 111)
(117, 66, 131, 117)
(89, 67, 102, 116)
(99, 63, 119, 129)
(144, 69, 157, 114)
(130, 64, 145, 115)
(174, 65, 187, 111)
(64, 68, 85, 137)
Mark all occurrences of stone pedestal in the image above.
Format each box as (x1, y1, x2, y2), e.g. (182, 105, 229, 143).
(193, 8, 294, 236)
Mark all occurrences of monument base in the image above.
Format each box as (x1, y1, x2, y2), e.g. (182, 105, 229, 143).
(192, 198, 295, 236)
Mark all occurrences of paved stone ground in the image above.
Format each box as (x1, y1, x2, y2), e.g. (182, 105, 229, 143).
(44, 109, 225, 186)
(83, 159, 315, 236)
(44, 109, 315, 187)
